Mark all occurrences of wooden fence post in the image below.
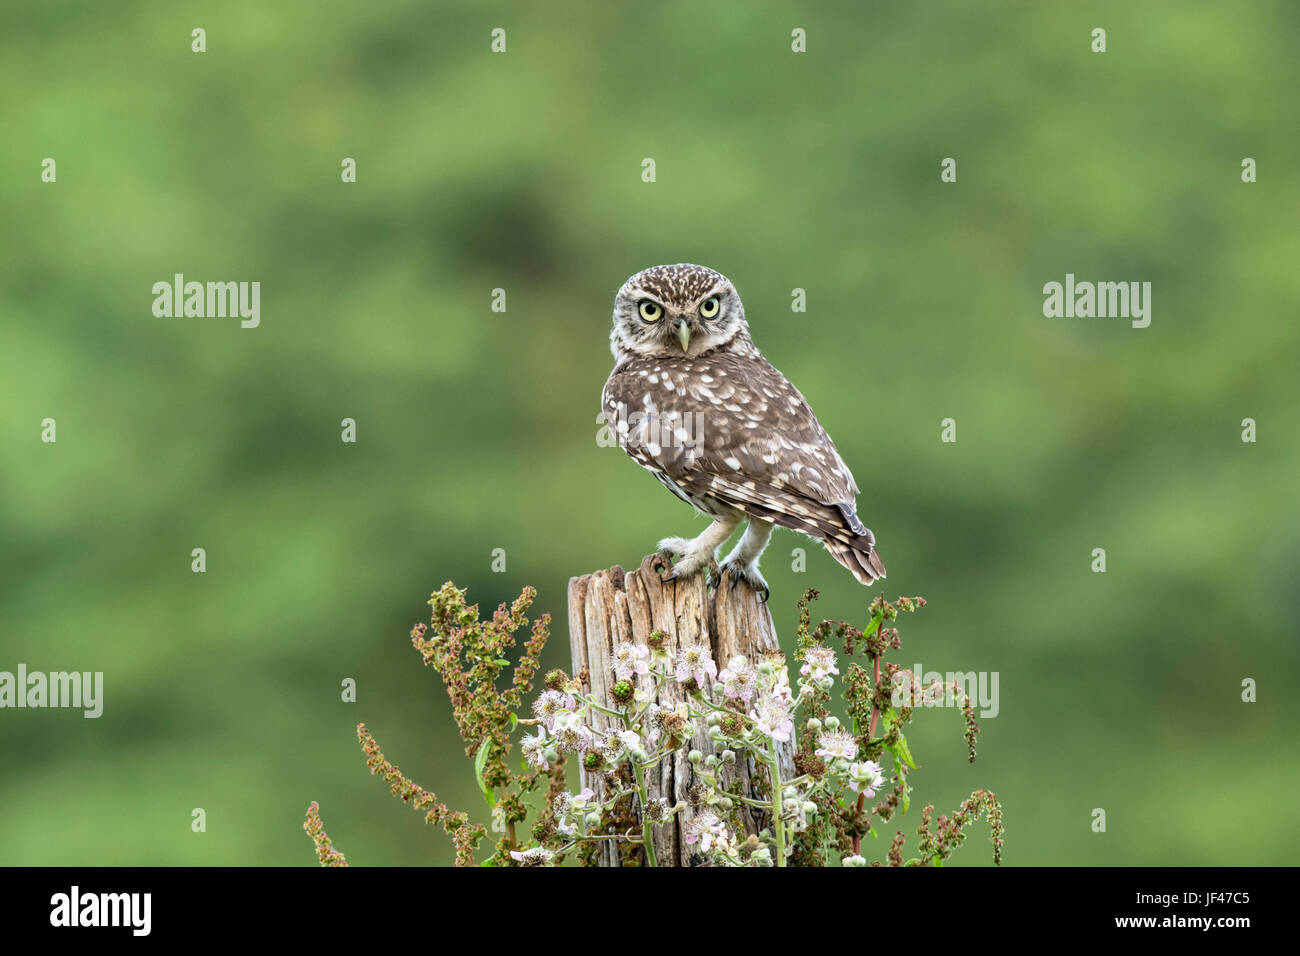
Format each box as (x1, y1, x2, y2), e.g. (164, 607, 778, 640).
(568, 553, 797, 866)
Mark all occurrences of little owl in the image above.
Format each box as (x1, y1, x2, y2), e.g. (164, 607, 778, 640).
(602, 263, 885, 599)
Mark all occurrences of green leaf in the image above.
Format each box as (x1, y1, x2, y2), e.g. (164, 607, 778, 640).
(879, 707, 895, 732)
(890, 729, 918, 770)
(508, 712, 518, 730)
(892, 753, 911, 814)
(474, 738, 495, 809)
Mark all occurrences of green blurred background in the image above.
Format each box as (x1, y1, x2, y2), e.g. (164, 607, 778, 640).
(2, 0, 1297, 866)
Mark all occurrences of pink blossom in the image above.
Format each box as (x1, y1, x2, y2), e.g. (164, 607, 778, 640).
(675, 643, 717, 688)
(800, 645, 839, 681)
(612, 642, 650, 679)
(720, 655, 757, 703)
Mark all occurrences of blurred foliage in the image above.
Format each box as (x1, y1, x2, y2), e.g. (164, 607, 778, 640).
(1, 0, 1297, 866)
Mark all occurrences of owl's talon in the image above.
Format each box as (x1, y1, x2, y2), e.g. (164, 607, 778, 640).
(652, 539, 717, 583)
(719, 560, 769, 602)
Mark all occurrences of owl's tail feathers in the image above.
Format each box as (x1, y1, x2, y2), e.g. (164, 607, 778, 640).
(825, 538, 887, 586)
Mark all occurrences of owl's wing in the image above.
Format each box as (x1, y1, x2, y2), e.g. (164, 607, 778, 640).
(603, 352, 872, 547)
(696, 351, 861, 500)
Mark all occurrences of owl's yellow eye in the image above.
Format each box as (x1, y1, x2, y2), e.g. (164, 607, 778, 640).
(699, 296, 720, 318)
(638, 300, 662, 322)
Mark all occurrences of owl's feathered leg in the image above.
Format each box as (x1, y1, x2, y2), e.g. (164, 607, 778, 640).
(719, 519, 774, 601)
(657, 514, 740, 584)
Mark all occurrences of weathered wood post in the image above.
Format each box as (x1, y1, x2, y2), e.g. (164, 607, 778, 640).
(568, 553, 798, 866)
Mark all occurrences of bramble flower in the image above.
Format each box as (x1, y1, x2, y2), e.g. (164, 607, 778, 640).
(720, 655, 757, 703)
(847, 760, 885, 797)
(644, 798, 670, 824)
(685, 810, 732, 854)
(553, 787, 596, 837)
(814, 729, 857, 761)
(552, 710, 594, 753)
(751, 692, 794, 742)
(763, 661, 794, 703)
(754, 658, 790, 702)
(520, 726, 549, 770)
(597, 727, 637, 762)
(611, 728, 644, 761)
(647, 701, 690, 749)
(800, 645, 839, 681)
(612, 642, 650, 679)
(532, 689, 575, 730)
(510, 847, 554, 866)
(676, 643, 717, 688)
(553, 792, 577, 835)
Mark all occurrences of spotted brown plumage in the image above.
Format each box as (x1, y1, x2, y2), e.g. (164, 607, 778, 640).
(603, 264, 885, 595)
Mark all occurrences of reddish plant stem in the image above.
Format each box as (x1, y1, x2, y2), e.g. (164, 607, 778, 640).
(851, 620, 885, 856)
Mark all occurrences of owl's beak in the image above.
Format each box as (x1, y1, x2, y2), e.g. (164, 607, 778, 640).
(674, 318, 692, 352)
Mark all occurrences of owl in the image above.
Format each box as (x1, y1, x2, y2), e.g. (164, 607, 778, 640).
(602, 263, 885, 599)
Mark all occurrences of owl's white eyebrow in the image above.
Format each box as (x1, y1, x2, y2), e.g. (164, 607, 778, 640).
(691, 287, 726, 308)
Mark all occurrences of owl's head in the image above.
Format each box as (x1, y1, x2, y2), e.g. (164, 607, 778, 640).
(610, 263, 750, 361)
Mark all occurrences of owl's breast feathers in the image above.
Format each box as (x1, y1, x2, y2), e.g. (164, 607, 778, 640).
(602, 350, 884, 578)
